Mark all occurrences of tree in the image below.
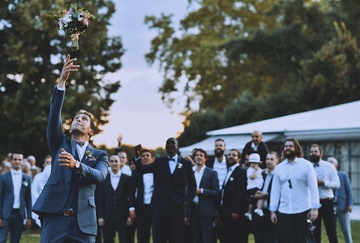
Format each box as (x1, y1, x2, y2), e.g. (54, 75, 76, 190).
(300, 22, 360, 108)
(0, 0, 123, 161)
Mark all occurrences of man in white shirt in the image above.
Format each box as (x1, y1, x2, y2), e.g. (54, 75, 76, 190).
(205, 138, 228, 243)
(310, 144, 340, 243)
(270, 138, 321, 243)
(132, 149, 155, 243)
(191, 148, 219, 243)
(0, 150, 32, 243)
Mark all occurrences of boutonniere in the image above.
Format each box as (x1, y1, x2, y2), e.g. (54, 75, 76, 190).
(85, 150, 96, 161)
(229, 177, 234, 182)
(177, 163, 183, 169)
(22, 181, 28, 187)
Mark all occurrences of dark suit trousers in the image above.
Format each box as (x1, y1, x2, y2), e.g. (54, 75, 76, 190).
(313, 198, 338, 243)
(152, 207, 185, 243)
(41, 214, 95, 243)
(221, 214, 247, 243)
(137, 205, 152, 243)
(0, 209, 23, 243)
(103, 213, 128, 243)
(278, 210, 310, 243)
(252, 208, 280, 243)
(191, 205, 213, 243)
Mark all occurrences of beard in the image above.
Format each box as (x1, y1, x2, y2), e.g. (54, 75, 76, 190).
(214, 148, 224, 158)
(284, 149, 296, 159)
(310, 155, 320, 163)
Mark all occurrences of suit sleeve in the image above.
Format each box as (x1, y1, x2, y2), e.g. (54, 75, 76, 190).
(344, 173, 353, 207)
(236, 169, 247, 214)
(80, 150, 108, 185)
(134, 158, 156, 174)
(25, 177, 32, 219)
(201, 170, 220, 199)
(127, 175, 135, 209)
(47, 87, 66, 154)
(185, 160, 196, 205)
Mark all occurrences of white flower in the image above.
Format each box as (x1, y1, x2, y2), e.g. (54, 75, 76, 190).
(177, 163, 183, 169)
(229, 177, 234, 182)
(22, 181, 28, 187)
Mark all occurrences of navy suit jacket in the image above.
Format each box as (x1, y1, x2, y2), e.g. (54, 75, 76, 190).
(220, 165, 247, 216)
(32, 87, 108, 235)
(335, 171, 353, 212)
(193, 167, 220, 217)
(96, 173, 135, 222)
(0, 172, 32, 220)
(135, 156, 196, 210)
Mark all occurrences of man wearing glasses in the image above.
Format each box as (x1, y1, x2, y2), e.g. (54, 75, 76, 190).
(269, 138, 320, 243)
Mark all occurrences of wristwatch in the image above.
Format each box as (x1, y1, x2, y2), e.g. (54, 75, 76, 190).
(75, 160, 81, 169)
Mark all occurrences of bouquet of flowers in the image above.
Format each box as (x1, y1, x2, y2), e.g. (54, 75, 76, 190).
(51, 3, 95, 50)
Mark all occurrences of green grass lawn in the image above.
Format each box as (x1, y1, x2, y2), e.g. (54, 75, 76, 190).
(13, 220, 360, 242)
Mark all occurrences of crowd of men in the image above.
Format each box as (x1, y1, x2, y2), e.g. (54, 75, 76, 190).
(0, 56, 354, 243)
(0, 133, 355, 243)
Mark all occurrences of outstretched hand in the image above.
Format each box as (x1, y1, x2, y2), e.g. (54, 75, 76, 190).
(58, 54, 80, 88)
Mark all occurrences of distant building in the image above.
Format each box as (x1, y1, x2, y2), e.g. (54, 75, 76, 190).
(179, 100, 360, 204)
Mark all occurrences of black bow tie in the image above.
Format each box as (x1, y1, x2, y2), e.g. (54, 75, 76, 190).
(313, 163, 319, 167)
(167, 157, 175, 162)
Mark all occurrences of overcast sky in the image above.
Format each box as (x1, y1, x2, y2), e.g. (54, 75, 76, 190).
(93, 1, 189, 149)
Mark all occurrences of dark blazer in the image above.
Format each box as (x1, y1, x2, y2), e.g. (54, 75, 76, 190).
(261, 170, 274, 207)
(131, 169, 146, 211)
(0, 172, 32, 220)
(96, 173, 135, 222)
(135, 156, 196, 210)
(32, 87, 108, 235)
(335, 171, 353, 212)
(193, 167, 220, 217)
(241, 141, 269, 165)
(220, 165, 247, 216)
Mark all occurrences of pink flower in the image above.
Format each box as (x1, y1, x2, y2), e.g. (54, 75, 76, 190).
(82, 18, 89, 26)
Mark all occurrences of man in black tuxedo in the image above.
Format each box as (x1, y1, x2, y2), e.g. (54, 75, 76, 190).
(241, 131, 269, 169)
(220, 149, 248, 243)
(134, 137, 196, 243)
(97, 154, 135, 243)
(191, 148, 220, 243)
(131, 149, 155, 243)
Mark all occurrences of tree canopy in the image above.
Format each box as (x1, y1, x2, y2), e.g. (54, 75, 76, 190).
(145, 0, 360, 147)
(0, 0, 123, 161)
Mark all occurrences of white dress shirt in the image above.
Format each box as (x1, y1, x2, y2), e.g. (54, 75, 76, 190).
(213, 157, 227, 189)
(76, 141, 89, 161)
(168, 154, 179, 174)
(110, 171, 121, 190)
(143, 173, 154, 204)
(193, 165, 205, 204)
(223, 163, 239, 186)
(313, 160, 340, 199)
(11, 169, 22, 209)
(121, 165, 132, 176)
(269, 157, 321, 214)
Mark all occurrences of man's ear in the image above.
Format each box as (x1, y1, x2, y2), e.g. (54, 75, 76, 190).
(89, 129, 94, 136)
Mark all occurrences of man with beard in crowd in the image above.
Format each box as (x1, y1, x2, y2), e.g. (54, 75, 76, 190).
(310, 144, 340, 243)
(220, 149, 248, 243)
(206, 138, 228, 243)
(270, 138, 320, 243)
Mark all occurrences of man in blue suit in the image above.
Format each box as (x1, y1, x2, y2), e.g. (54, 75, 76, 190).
(190, 148, 220, 243)
(32, 54, 108, 243)
(328, 157, 354, 243)
(0, 150, 32, 243)
(134, 137, 196, 243)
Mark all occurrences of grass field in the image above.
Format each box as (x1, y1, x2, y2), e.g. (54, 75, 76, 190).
(12, 220, 360, 243)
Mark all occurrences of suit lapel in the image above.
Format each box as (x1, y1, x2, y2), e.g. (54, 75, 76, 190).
(199, 168, 209, 188)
